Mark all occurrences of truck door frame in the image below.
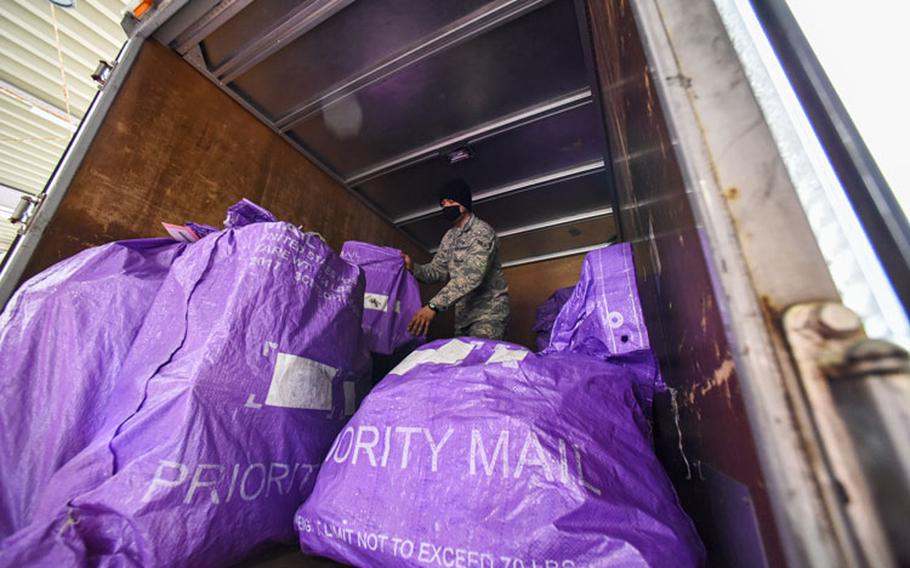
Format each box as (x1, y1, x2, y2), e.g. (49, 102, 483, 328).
(0, 1, 190, 310)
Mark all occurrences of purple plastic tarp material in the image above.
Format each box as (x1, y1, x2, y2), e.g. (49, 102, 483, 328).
(531, 286, 575, 352)
(340, 241, 423, 355)
(295, 338, 704, 567)
(185, 222, 220, 238)
(547, 243, 650, 358)
(545, 243, 663, 414)
(0, 220, 370, 567)
(0, 239, 187, 537)
(223, 198, 278, 228)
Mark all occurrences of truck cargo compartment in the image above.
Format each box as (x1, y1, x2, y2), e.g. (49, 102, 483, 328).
(2, 0, 904, 566)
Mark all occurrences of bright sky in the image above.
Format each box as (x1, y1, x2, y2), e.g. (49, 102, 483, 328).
(786, 0, 910, 219)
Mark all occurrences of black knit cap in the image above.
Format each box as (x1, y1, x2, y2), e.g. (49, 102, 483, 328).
(438, 179, 473, 211)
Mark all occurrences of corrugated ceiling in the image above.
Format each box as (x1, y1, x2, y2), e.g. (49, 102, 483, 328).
(0, 0, 132, 258)
(159, 0, 617, 266)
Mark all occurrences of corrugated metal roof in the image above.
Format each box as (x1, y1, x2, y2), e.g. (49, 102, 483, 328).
(0, 0, 133, 258)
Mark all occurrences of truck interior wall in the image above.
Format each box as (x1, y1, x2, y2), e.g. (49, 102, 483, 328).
(19, 41, 427, 282)
(585, 1, 785, 565)
(502, 253, 586, 350)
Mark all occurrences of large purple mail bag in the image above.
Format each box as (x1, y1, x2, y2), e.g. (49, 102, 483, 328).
(548, 244, 650, 358)
(341, 241, 422, 355)
(0, 238, 186, 537)
(295, 339, 704, 567)
(0, 222, 370, 567)
(532, 286, 575, 352)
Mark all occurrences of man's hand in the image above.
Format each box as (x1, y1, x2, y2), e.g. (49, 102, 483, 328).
(401, 252, 412, 271)
(408, 306, 435, 336)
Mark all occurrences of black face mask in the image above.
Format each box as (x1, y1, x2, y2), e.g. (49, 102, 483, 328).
(442, 205, 461, 222)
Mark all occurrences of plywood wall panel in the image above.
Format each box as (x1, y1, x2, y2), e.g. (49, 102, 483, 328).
(502, 253, 584, 349)
(23, 41, 423, 279)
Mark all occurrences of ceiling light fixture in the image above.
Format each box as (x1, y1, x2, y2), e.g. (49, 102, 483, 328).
(446, 146, 473, 165)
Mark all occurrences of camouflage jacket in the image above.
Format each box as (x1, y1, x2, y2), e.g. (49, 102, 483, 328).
(412, 214, 510, 328)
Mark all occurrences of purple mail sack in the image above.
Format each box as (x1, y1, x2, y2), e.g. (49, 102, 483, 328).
(547, 244, 649, 358)
(0, 238, 186, 537)
(0, 222, 370, 567)
(341, 241, 422, 355)
(295, 339, 704, 567)
(532, 286, 575, 352)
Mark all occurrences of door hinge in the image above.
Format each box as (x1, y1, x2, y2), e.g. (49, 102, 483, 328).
(91, 60, 116, 88)
(9, 194, 44, 235)
(784, 302, 905, 566)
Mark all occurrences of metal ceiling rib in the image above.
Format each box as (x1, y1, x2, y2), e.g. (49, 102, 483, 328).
(214, 0, 356, 83)
(172, 0, 258, 54)
(414, 168, 613, 250)
(498, 213, 616, 263)
(0, 94, 71, 145)
(357, 101, 607, 220)
(428, 207, 615, 255)
(0, 0, 132, 258)
(345, 89, 593, 186)
(2, 6, 100, 71)
(500, 242, 611, 268)
(395, 160, 606, 225)
(497, 207, 613, 238)
(159, 0, 615, 262)
(273, 0, 552, 132)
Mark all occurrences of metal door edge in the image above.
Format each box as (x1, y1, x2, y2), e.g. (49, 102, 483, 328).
(628, 0, 853, 564)
(0, 37, 142, 309)
(0, 2, 191, 310)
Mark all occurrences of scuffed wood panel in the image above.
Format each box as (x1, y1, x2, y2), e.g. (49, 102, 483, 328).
(23, 41, 423, 279)
(503, 254, 585, 349)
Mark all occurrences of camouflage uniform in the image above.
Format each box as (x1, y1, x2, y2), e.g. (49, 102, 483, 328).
(412, 214, 510, 340)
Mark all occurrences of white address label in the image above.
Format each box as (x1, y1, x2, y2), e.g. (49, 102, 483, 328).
(364, 293, 390, 312)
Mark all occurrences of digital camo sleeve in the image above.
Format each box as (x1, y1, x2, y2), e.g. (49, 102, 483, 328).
(412, 247, 449, 284)
(429, 232, 494, 309)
